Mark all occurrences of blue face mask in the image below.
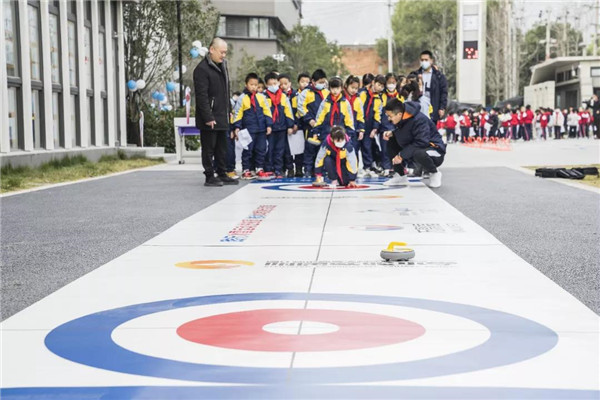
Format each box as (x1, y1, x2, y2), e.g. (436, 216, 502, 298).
(267, 85, 279, 93)
(315, 83, 326, 90)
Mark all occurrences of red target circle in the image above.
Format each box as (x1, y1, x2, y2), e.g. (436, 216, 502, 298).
(176, 309, 425, 352)
(297, 185, 371, 190)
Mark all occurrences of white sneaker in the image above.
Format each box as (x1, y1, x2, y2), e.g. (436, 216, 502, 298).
(428, 171, 442, 188)
(357, 169, 366, 178)
(367, 169, 379, 178)
(383, 173, 409, 186)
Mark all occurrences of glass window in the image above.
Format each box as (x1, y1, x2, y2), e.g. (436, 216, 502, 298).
(8, 87, 20, 150)
(87, 96, 94, 146)
(49, 13, 60, 83)
(100, 100, 107, 145)
(68, 21, 77, 85)
(4, 1, 19, 76)
(99, 1, 105, 27)
(85, 1, 91, 21)
(70, 94, 78, 147)
(249, 17, 259, 38)
(226, 17, 248, 37)
(68, 0, 76, 15)
(28, 5, 41, 80)
(217, 16, 225, 37)
(259, 18, 269, 39)
(52, 92, 61, 148)
(85, 27, 92, 89)
(32, 90, 42, 149)
(99, 32, 106, 91)
(592, 67, 600, 77)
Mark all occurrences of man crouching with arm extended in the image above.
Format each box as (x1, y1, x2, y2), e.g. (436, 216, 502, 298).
(382, 98, 446, 188)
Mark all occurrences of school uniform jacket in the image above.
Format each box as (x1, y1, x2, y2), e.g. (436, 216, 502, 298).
(344, 90, 365, 133)
(232, 90, 273, 133)
(313, 94, 355, 139)
(297, 86, 330, 127)
(314, 134, 358, 184)
(359, 90, 383, 132)
(264, 89, 295, 132)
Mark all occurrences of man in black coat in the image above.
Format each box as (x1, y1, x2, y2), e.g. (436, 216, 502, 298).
(590, 94, 600, 139)
(411, 50, 448, 123)
(193, 37, 238, 186)
(382, 99, 446, 188)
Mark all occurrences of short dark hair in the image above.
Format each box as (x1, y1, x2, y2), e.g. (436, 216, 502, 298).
(311, 69, 327, 81)
(278, 73, 291, 81)
(362, 73, 374, 87)
(245, 73, 259, 84)
(232, 91, 242, 96)
(373, 74, 386, 86)
(297, 72, 310, 82)
(264, 72, 279, 84)
(330, 126, 346, 141)
(385, 73, 397, 83)
(420, 50, 433, 59)
(344, 75, 360, 87)
(526, 104, 531, 110)
(258, 78, 265, 85)
(384, 98, 405, 114)
(329, 77, 343, 89)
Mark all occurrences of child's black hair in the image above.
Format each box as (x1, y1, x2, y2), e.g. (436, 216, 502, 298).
(311, 69, 327, 82)
(373, 74, 386, 86)
(345, 75, 360, 88)
(232, 91, 242, 96)
(329, 77, 343, 89)
(278, 73, 291, 81)
(245, 73, 259, 84)
(385, 72, 397, 83)
(362, 73, 374, 87)
(420, 50, 434, 59)
(264, 72, 279, 84)
(258, 78, 265, 85)
(330, 126, 346, 141)
(384, 98, 405, 114)
(297, 72, 310, 82)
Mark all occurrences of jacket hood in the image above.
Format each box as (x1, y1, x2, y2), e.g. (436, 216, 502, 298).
(404, 101, 421, 116)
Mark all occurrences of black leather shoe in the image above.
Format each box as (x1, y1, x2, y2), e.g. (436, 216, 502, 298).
(218, 175, 239, 185)
(205, 176, 224, 187)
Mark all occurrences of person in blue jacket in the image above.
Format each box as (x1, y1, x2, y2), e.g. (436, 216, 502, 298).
(232, 72, 273, 180)
(411, 50, 448, 123)
(382, 98, 446, 188)
(264, 72, 295, 178)
(314, 126, 359, 188)
(312, 77, 356, 142)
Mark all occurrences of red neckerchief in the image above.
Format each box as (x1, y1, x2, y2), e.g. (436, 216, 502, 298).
(329, 94, 341, 126)
(249, 92, 257, 110)
(327, 135, 345, 185)
(266, 89, 282, 121)
(344, 90, 356, 107)
(386, 90, 398, 100)
(366, 90, 376, 117)
(286, 89, 294, 99)
(314, 87, 325, 100)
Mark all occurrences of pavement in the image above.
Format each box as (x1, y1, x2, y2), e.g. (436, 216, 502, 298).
(1, 139, 599, 320)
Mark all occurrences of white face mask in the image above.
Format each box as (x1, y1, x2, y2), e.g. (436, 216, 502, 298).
(267, 85, 279, 93)
(387, 84, 396, 92)
(334, 140, 346, 148)
(421, 61, 431, 70)
(315, 83, 326, 90)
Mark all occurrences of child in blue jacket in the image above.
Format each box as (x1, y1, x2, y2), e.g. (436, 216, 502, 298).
(233, 73, 273, 180)
(314, 126, 359, 188)
(264, 72, 295, 178)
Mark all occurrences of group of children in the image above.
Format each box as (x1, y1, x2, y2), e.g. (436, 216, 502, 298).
(227, 69, 434, 182)
(439, 105, 596, 143)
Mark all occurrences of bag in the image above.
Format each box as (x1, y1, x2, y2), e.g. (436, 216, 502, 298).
(573, 167, 599, 176)
(535, 168, 586, 180)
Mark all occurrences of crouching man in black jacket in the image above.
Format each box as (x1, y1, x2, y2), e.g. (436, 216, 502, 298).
(382, 98, 446, 188)
(193, 37, 238, 187)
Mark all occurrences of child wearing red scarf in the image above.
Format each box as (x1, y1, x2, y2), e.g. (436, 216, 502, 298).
(314, 126, 359, 187)
(264, 72, 295, 178)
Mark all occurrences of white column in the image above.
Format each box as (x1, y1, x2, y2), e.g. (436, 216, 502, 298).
(0, 2, 9, 153)
(18, 1, 34, 151)
(76, 0, 88, 147)
(104, 0, 116, 148)
(116, 0, 127, 147)
(40, 0, 54, 150)
(59, 0, 72, 149)
(91, 0, 102, 146)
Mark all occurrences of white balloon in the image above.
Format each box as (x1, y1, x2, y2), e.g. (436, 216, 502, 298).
(181, 65, 187, 74)
(192, 40, 202, 49)
(198, 47, 208, 57)
(136, 79, 146, 90)
(160, 97, 168, 104)
(165, 104, 173, 111)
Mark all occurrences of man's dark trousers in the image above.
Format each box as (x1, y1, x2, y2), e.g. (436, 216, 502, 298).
(201, 129, 227, 178)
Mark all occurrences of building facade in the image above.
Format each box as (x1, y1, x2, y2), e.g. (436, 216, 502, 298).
(456, 0, 486, 105)
(341, 45, 385, 77)
(524, 56, 600, 110)
(1, 0, 127, 167)
(212, 0, 301, 90)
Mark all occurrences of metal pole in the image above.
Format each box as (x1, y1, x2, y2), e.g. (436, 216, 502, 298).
(387, 0, 393, 72)
(545, 9, 551, 60)
(177, 0, 184, 108)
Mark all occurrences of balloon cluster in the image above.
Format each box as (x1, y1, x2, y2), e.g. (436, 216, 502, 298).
(190, 40, 208, 59)
(127, 79, 146, 92)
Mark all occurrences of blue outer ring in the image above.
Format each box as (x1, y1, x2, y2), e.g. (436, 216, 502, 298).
(260, 183, 393, 192)
(44, 292, 558, 384)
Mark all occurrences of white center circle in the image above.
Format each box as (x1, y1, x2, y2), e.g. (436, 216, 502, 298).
(262, 320, 340, 335)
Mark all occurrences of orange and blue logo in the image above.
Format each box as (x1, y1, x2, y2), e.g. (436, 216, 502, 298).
(175, 260, 254, 270)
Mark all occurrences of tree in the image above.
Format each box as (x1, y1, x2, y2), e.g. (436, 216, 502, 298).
(379, 0, 457, 98)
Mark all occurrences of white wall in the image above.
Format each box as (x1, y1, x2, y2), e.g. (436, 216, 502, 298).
(524, 81, 556, 109)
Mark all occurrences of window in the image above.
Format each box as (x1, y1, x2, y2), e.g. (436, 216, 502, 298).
(4, 1, 19, 76)
(99, 1, 105, 28)
(70, 94, 78, 147)
(100, 100, 107, 145)
(591, 67, 600, 77)
(28, 4, 41, 80)
(87, 96, 94, 146)
(556, 71, 565, 83)
(68, 21, 77, 85)
(52, 92, 61, 148)
(84, 27, 92, 89)
(32, 90, 42, 149)
(99, 32, 106, 92)
(49, 13, 61, 84)
(217, 16, 225, 37)
(249, 17, 271, 38)
(8, 87, 20, 150)
(225, 16, 248, 37)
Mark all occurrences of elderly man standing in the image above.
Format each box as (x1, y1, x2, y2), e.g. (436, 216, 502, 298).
(411, 50, 448, 123)
(193, 37, 238, 187)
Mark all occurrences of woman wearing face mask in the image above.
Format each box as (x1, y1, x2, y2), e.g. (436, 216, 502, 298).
(400, 75, 432, 119)
(314, 126, 359, 188)
(359, 74, 385, 177)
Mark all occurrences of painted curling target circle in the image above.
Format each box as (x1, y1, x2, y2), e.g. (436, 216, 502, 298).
(260, 183, 394, 192)
(44, 293, 558, 384)
(176, 308, 425, 352)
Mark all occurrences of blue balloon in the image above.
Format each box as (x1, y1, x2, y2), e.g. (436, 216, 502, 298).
(127, 80, 137, 90)
(158, 93, 166, 101)
(166, 82, 176, 92)
(152, 91, 159, 100)
(190, 48, 199, 58)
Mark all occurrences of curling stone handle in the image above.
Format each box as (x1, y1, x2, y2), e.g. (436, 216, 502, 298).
(386, 242, 407, 251)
